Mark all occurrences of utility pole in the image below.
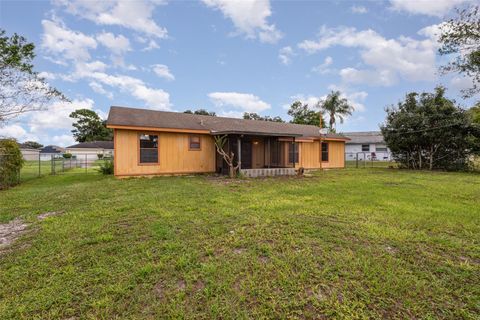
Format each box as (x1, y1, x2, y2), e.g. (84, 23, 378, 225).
(319, 110, 323, 170)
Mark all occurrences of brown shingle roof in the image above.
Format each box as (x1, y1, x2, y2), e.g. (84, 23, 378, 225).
(67, 141, 114, 149)
(107, 106, 348, 140)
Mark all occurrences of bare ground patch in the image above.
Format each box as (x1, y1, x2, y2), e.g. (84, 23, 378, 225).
(0, 218, 29, 251)
(0, 211, 65, 254)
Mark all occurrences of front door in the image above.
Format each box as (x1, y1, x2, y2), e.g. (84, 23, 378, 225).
(241, 140, 253, 169)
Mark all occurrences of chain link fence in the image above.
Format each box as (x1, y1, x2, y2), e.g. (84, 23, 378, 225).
(345, 152, 398, 169)
(1, 152, 113, 185)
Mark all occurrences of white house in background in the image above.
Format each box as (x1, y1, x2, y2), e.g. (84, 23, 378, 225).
(18, 144, 40, 161)
(344, 131, 391, 161)
(40, 145, 65, 161)
(66, 141, 114, 160)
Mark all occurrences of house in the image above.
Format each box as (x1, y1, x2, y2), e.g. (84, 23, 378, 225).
(39, 145, 65, 160)
(344, 131, 391, 161)
(107, 106, 349, 177)
(18, 144, 40, 161)
(66, 141, 114, 160)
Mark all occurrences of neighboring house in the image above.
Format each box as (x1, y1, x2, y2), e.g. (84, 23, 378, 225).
(106, 106, 349, 177)
(18, 144, 40, 161)
(66, 141, 114, 160)
(40, 145, 65, 160)
(344, 131, 391, 160)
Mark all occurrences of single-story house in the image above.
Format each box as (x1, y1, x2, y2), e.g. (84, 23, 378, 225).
(40, 145, 65, 161)
(18, 144, 40, 161)
(344, 131, 391, 160)
(66, 141, 114, 160)
(106, 106, 349, 177)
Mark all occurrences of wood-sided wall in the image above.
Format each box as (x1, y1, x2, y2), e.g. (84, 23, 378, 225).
(114, 129, 216, 177)
(298, 140, 345, 169)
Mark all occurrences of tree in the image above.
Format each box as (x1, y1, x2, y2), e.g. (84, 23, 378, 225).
(469, 102, 480, 124)
(381, 87, 480, 171)
(21, 141, 43, 149)
(243, 112, 284, 122)
(287, 101, 324, 126)
(214, 135, 239, 178)
(317, 91, 353, 132)
(438, 5, 480, 98)
(0, 139, 24, 189)
(69, 109, 113, 143)
(184, 109, 216, 116)
(0, 29, 67, 124)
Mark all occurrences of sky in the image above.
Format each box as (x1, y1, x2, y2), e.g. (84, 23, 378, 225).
(0, 0, 477, 147)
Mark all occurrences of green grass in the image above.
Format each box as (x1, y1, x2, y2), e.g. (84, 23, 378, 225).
(1, 169, 479, 319)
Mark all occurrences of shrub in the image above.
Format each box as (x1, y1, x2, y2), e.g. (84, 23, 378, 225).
(63, 153, 72, 159)
(98, 159, 114, 175)
(0, 139, 24, 189)
(97, 153, 104, 159)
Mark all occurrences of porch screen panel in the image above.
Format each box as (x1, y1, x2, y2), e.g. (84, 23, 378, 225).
(289, 142, 299, 163)
(321, 142, 329, 162)
(139, 134, 158, 163)
(270, 139, 281, 166)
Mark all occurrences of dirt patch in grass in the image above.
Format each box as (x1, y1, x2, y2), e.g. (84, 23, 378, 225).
(0, 218, 29, 251)
(1, 211, 65, 254)
(37, 210, 64, 220)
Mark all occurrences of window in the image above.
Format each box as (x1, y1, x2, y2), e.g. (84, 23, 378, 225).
(139, 134, 158, 164)
(288, 142, 299, 163)
(376, 146, 388, 152)
(361, 144, 370, 152)
(189, 135, 201, 150)
(321, 142, 329, 162)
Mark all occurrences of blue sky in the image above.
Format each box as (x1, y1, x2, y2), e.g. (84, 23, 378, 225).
(0, 0, 476, 146)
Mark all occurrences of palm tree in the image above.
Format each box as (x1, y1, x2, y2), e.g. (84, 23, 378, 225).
(317, 91, 354, 132)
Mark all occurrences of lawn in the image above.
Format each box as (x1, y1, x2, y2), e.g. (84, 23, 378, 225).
(0, 169, 479, 319)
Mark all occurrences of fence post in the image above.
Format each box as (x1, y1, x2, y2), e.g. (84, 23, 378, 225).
(62, 157, 65, 172)
(38, 153, 41, 177)
(51, 154, 55, 175)
(356, 153, 358, 168)
(85, 154, 88, 174)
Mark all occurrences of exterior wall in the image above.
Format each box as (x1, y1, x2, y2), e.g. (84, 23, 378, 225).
(298, 140, 345, 169)
(66, 148, 114, 160)
(345, 143, 391, 161)
(21, 149, 40, 161)
(114, 129, 216, 176)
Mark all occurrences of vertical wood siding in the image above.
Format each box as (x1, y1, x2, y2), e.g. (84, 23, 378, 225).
(115, 129, 216, 176)
(298, 140, 345, 169)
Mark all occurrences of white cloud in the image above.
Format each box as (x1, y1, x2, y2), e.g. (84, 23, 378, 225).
(87, 72, 171, 110)
(389, 0, 469, 17)
(0, 124, 37, 141)
(312, 56, 333, 74)
(96, 32, 131, 53)
(202, 0, 282, 43)
(351, 5, 368, 14)
(278, 46, 294, 65)
(298, 26, 438, 86)
(41, 19, 97, 63)
(89, 81, 114, 99)
(55, 0, 168, 38)
(339, 67, 397, 86)
(29, 98, 95, 132)
(287, 87, 367, 115)
(327, 84, 368, 112)
(208, 92, 271, 112)
(51, 134, 75, 147)
(38, 71, 57, 80)
(152, 64, 175, 81)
